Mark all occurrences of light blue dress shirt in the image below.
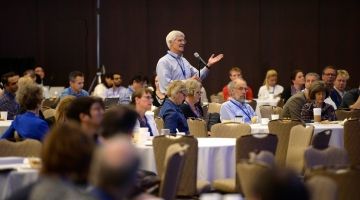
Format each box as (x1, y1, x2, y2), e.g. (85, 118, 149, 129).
(156, 50, 210, 93)
(60, 87, 89, 98)
(220, 98, 255, 123)
(105, 86, 131, 104)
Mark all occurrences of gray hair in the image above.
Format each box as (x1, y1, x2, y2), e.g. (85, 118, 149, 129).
(166, 80, 187, 98)
(305, 72, 320, 81)
(185, 79, 201, 96)
(166, 30, 185, 49)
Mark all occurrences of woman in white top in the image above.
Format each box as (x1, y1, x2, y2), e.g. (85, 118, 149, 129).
(131, 88, 159, 136)
(258, 69, 284, 99)
(92, 74, 113, 99)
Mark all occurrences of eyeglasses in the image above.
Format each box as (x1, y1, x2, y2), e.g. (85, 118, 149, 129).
(323, 73, 336, 77)
(235, 87, 248, 91)
(141, 96, 153, 100)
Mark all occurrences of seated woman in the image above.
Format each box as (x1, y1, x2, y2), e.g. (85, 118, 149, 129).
(282, 69, 305, 103)
(152, 75, 166, 107)
(301, 81, 336, 122)
(1, 83, 49, 141)
(54, 95, 76, 125)
(258, 69, 284, 100)
(131, 88, 159, 136)
(179, 79, 204, 119)
(159, 80, 189, 135)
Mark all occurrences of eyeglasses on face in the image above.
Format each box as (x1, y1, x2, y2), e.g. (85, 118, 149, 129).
(141, 95, 153, 100)
(323, 73, 336, 77)
(235, 87, 248, 91)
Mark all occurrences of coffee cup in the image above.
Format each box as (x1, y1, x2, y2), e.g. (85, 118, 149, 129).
(161, 129, 170, 135)
(0, 111, 8, 120)
(313, 108, 322, 122)
(271, 114, 279, 120)
(261, 118, 270, 125)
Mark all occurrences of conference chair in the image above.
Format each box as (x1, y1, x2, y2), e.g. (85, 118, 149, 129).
(268, 119, 304, 166)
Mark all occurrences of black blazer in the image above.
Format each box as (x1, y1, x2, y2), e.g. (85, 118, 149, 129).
(179, 102, 204, 119)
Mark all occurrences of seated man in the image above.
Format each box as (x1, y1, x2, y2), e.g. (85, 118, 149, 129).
(222, 67, 254, 100)
(124, 75, 144, 104)
(340, 86, 360, 109)
(220, 78, 255, 123)
(60, 71, 89, 98)
(330, 70, 349, 107)
(66, 97, 105, 140)
(0, 72, 20, 119)
(282, 72, 319, 120)
(105, 72, 127, 100)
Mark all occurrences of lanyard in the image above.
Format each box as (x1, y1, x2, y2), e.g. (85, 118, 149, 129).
(230, 100, 251, 120)
(168, 53, 186, 78)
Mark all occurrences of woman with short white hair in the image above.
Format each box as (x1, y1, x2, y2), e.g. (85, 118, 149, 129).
(159, 80, 189, 134)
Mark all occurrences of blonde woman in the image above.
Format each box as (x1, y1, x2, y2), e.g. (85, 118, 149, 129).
(258, 69, 284, 99)
(159, 80, 189, 134)
(55, 95, 76, 124)
(179, 79, 203, 118)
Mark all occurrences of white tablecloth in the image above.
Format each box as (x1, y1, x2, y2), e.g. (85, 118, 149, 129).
(0, 120, 12, 136)
(136, 137, 236, 182)
(250, 123, 344, 148)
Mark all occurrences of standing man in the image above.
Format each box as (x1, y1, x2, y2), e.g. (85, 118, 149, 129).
(156, 30, 224, 93)
(60, 71, 89, 98)
(0, 72, 20, 119)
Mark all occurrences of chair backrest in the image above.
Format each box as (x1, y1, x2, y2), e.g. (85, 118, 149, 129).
(268, 119, 304, 166)
(286, 125, 314, 174)
(235, 135, 277, 193)
(343, 118, 360, 166)
(248, 100, 257, 111)
(211, 122, 251, 138)
(159, 143, 188, 200)
(42, 108, 56, 120)
(208, 102, 222, 114)
(236, 162, 269, 197)
(153, 135, 198, 196)
(306, 175, 338, 200)
(187, 118, 208, 137)
(307, 169, 360, 200)
(154, 117, 164, 134)
(237, 134, 278, 161)
(42, 97, 60, 109)
(311, 129, 332, 150)
(335, 109, 360, 120)
(259, 105, 283, 119)
(210, 93, 225, 104)
(0, 139, 42, 157)
(304, 146, 349, 170)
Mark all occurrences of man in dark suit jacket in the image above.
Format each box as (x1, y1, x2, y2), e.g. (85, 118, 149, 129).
(330, 70, 349, 107)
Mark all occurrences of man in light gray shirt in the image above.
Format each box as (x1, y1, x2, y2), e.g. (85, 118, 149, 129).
(156, 30, 223, 93)
(282, 72, 319, 120)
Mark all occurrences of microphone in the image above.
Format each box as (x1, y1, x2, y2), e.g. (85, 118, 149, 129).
(193, 52, 208, 68)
